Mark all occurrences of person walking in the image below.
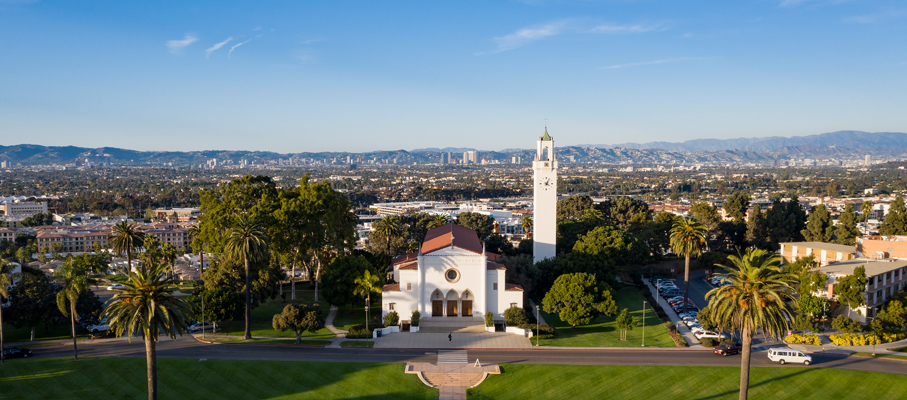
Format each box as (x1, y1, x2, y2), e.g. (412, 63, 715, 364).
(448, 332, 452, 342)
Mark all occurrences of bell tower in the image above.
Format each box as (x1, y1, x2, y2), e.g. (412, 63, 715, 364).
(532, 126, 557, 263)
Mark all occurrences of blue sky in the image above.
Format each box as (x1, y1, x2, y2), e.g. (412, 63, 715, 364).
(1, 0, 904, 152)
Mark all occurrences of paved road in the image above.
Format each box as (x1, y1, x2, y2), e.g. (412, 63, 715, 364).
(29, 335, 907, 376)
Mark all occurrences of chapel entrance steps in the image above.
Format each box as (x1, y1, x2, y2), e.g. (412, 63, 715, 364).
(417, 317, 486, 333)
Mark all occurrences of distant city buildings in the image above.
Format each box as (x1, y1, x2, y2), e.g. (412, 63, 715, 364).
(0, 200, 48, 218)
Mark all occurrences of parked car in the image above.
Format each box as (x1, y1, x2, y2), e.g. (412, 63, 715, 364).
(2, 347, 32, 359)
(713, 342, 742, 356)
(678, 312, 698, 319)
(684, 319, 700, 327)
(188, 321, 218, 333)
(106, 283, 126, 291)
(767, 348, 812, 365)
(657, 281, 677, 290)
(661, 290, 683, 298)
(695, 330, 730, 340)
(85, 319, 109, 334)
(649, 275, 665, 284)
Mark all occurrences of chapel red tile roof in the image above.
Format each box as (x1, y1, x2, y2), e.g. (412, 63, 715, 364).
(505, 283, 523, 291)
(392, 252, 418, 265)
(398, 262, 418, 270)
(487, 261, 506, 270)
(421, 223, 483, 255)
(486, 252, 502, 262)
(382, 283, 400, 291)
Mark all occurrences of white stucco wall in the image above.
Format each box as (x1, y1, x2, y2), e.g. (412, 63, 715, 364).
(533, 137, 557, 263)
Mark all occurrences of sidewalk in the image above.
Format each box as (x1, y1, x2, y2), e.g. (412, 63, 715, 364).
(787, 335, 907, 355)
(324, 305, 347, 348)
(643, 278, 701, 347)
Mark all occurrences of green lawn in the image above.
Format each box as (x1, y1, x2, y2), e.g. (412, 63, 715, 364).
(216, 291, 334, 339)
(1, 323, 90, 343)
(332, 300, 383, 331)
(537, 286, 675, 347)
(890, 345, 907, 352)
(469, 364, 907, 399)
(852, 352, 907, 361)
(0, 358, 436, 400)
(201, 337, 332, 347)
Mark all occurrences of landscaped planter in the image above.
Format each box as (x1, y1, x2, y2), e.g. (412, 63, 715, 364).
(486, 326, 495, 333)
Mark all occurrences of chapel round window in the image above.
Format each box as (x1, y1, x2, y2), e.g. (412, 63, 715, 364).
(445, 268, 460, 283)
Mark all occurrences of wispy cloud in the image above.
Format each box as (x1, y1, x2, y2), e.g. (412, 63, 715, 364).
(481, 20, 569, 54)
(205, 37, 233, 57)
(228, 38, 253, 58)
(589, 23, 664, 34)
(780, 0, 813, 7)
(844, 10, 905, 24)
(601, 57, 706, 70)
(166, 33, 198, 54)
(302, 38, 325, 45)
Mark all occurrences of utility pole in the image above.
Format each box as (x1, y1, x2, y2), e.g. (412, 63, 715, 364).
(642, 300, 646, 347)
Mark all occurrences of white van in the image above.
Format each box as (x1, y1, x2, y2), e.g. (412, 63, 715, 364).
(767, 348, 812, 365)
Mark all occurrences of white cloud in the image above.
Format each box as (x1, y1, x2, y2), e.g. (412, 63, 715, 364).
(166, 33, 198, 54)
(483, 20, 569, 54)
(602, 57, 705, 70)
(589, 23, 664, 34)
(205, 37, 233, 57)
(844, 10, 904, 24)
(228, 39, 253, 58)
(780, 0, 812, 7)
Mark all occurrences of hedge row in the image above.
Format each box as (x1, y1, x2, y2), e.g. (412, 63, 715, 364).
(785, 334, 822, 345)
(517, 323, 555, 336)
(829, 332, 907, 346)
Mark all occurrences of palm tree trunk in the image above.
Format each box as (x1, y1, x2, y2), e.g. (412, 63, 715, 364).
(244, 255, 252, 340)
(199, 248, 205, 276)
(30, 326, 35, 342)
(682, 255, 691, 315)
(145, 334, 157, 400)
(739, 323, 753, 400)
(70, 303, 78, 361)
(291, 257, 296, 301)
(1, 304, 5, 364)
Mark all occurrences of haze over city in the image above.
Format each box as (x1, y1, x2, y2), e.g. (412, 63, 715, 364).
(1, 0, 905, 152)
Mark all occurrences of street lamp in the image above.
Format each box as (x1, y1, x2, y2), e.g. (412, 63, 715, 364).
(365, 298, 370, 343)
(642, 300, 646, 347)
(535, 304, 540, 347)
(202, 290, 205, 339)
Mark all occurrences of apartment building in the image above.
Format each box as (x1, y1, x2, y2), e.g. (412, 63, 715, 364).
(0, 201, 48, 217)
(780, 242, 856, 266)
(0, 228, 15, 243)
(36, 226, 111, 253)
(140, 222, 191, 250)
(857, 236, 907, 259)
(818, 259, 907, 322)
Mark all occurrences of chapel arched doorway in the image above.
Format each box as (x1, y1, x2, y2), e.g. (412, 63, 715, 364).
(461, 289, 474, 317)
(446, 290, 459, 317)
(431, 289, 444, 317)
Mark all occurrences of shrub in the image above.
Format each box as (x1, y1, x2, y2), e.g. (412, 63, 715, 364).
(829, 333, 883, 346)
(383, 311, 399, 327)
(518, 323, 555, 336)
(347, 324, 373, 338)
(831, 315, 862, 334)
(504, 306, 529, 326)
(699, 337, 718, 347)
(784, 334, 821, 345)
(485, 312, 494, 327)
(411, 310, 420, 327)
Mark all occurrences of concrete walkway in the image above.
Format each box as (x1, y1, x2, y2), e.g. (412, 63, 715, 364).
(643, 279, 701, 347)
(324, 305, 348, 348)
(406, 358, 501, 400)
(787, 336, 907, 355)
(374, 332, 532, 349)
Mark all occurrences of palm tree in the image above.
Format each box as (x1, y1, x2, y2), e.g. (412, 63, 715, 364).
(187, 225, 206, 276)
(705, 249, 797, 400)
(55, 260, 96, 360)
(670, 218, 708, 314)
(427, 214, 451, 230)
(224, 216, 268, 340)
(0, 261, 15, 364)
(521, 216, 532, 236)
(104, 261, 193, 400)
(111, 221, 146, 273)
(161, 243, 177, 278)
(372, 216, 403, 255)
(861, 201, 873, 223)
(354, 270, 383, 333)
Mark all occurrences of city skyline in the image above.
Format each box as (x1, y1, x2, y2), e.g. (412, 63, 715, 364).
(1, 0, 905, 152)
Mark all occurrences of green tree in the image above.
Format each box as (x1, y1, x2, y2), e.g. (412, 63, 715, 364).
(876, 300, 907, 331)
(860, 201, 873, 223)
(835, 266, 868, 311)
(633, 211, 680, 260)
(831, 315, 862, 333)
(188, 224, 206, 275)
(724, 192, 751, 223)
(615, 308, 636, 341)
(0, 261, 14, 364)
(798, 294, 829, 318)
(880, 197, 907, 235)
(55, 260, 97, 360)
(5, 268, 56, 342)
(161, 243, 177, 277)
(190, 287, 243, 327)
(534, 252, 615, 299)
(557, 195, 594, 221)
(542, 273, 618, 328)
(801, 205, 834, 242)
(272, 303, 325, 344)
(353, 269, 382, 311)
(521, 216, 532, 235)
(705, 249, 797, 400)
(504, 306, 528, 326)
(556, 220, 599, 255)
(454, 212, 495, 240)
(596, 197, 650, 230)
(765, 196, 807, 249)
(224, 216, 269, 340)
(670, 218, 707, 314)
(322, 255, 378, 311)
(689, 202, 721, 232)
(572, 225, 649, 266)
(835, 204, 860, 245)
(103, 262, 193, 400)
(110, 221, 145, 273)
(368, 216, 406, 257)
(698, 251, 729, 275)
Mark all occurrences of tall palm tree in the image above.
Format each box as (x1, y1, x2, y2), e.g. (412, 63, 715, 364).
(0, 261, 14, 364)
(353, 269, 383, 332)
(55, 261, 96, 360)
(705, 249, 797, 400)
(861, 201, 873, 223)
(373, 216, 403, 255)
(161, 243, 177, 278)
(187, 224, 206, 276)
(670, 218, 708, 314)
(521, 216, 532, 236)
(104, 261, 193, 400)
(111, 221, 146, 273)
(224, 216, 268, 340)
(427, 214, 451, 230)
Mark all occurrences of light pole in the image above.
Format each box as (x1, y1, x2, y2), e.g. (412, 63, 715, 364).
(535, 304, 540, 347)
(642, 300, 646, 347)
(365, 297, 370, 344)
(201, 290, 206, 339)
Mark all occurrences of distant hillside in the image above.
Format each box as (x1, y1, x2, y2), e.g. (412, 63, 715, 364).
(580, 131, 907, 152)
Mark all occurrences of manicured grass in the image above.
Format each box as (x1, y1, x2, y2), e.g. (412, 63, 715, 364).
(852, 352, 907, 361)
(216, 291, 334, 340)
(332, 300, 383, 331)
(537, 287, 675, 348)
(1, 323, 90, 343)
(0, 357, 436, 399)
(890, 345, 907, 353)
(468, 364, 907, 399)
(341, 341, 375, 348)
(94, 274, 127, 283)
(201, 336, 332, 347)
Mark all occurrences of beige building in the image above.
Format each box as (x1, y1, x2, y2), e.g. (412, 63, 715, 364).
(818, 259, 907, 322)
(780, 242, 856, 266)
(140, 222, 191, 250)
(36, 226, 111, 253)
(0, 201, 48, 217)
(0, 228, 15, 243)
(856, 236, 907, 259)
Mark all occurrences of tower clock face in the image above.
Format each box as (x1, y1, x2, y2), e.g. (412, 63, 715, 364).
(539, 177, 552, 190)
